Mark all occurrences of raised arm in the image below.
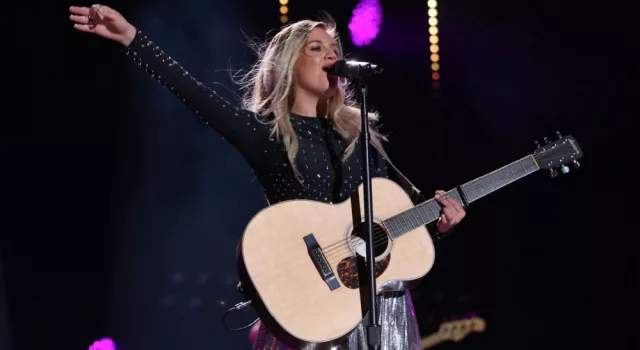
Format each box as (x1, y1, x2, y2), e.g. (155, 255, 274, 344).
(69, 4, 269, 151)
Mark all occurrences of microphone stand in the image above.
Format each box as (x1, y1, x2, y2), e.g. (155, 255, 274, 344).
(355, 68, 380, 350)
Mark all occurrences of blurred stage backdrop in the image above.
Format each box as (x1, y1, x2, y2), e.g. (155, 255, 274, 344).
(1, 0, 634, 349)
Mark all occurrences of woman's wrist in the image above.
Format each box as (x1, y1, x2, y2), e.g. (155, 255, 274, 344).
(120, 24, 137, 46)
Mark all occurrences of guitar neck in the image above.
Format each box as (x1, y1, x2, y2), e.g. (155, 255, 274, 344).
(420, 333, 445, 349)
(384, 155, 540, 239)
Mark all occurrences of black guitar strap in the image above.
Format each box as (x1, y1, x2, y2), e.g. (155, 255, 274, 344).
(378, 152, 428, 205)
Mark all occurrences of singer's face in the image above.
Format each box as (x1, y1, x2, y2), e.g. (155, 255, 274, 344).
(294, 27, 340, 101)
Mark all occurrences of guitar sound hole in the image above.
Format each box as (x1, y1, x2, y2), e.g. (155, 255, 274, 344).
(349, 222, 389, 259)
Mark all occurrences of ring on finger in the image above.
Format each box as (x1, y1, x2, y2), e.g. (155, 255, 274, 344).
(92, 4, 105, 19)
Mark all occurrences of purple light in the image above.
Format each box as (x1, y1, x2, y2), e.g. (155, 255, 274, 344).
(89, 338, 116, 350)
(348, 0, 383, 47)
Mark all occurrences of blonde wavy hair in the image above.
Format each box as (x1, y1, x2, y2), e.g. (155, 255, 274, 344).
(238, 15, 389, 179)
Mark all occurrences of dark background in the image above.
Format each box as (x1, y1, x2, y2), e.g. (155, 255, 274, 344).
(1, 0, 635, 349)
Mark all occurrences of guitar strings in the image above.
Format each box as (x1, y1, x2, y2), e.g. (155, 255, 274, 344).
(319, 224, 387, 253)
(322, 229, 387, 258)
(320, 223, 388, 255)
(320, 149, 554, 263)
(323, 226, 393, 263)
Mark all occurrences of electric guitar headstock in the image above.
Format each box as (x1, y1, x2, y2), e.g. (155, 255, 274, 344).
(533, 131, 583, 178)
(436, 315, 486, 342)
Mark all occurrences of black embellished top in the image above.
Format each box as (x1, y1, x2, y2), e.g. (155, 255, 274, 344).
(123, 30, 390, 205)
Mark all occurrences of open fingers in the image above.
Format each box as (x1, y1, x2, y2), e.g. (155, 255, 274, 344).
(69, 14, 91, 25)
(73, 23, 94, 33)
(69, 6, 90, 16)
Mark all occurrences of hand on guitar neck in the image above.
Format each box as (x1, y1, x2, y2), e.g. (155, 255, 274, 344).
(434, 190, 466, 233)
(420, 316, 486, 349)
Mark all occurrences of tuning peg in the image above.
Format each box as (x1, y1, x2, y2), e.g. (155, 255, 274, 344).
(535, 141, 541, 149)
(543, 137, 550, 144)
(572, 160, 580, 169)
(560, 165, 570, 174)
(549, 169, 558, 178)
(556, 131, 562, 139)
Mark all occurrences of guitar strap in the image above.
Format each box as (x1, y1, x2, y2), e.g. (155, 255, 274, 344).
(378, 152, 428, 205)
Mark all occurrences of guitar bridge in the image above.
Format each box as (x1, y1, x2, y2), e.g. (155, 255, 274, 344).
(303, 234, 340, 291)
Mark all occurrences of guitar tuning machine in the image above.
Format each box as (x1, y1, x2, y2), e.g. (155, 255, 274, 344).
(560, 165, 570, 174)
(549, 168, 558, 178)
(556, 131, 562, 139)
(543, 136, 550, 144)
(572, 160, 581, 169)
(535, 141, 541, 149)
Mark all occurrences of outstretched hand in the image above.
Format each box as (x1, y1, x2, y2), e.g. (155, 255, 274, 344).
(69, 4, 137, 46)
(434, 190, 466, 233)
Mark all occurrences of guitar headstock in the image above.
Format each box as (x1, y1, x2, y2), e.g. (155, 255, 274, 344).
(533, 132, 583, 177)
(437, 315, 486, 342)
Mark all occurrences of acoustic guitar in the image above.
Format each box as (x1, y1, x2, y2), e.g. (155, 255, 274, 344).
(236, 133, 582, 349)
(421, 316, 486, 349)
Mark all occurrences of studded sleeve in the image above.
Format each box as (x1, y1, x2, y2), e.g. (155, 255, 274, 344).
(122, 30, 270, 153)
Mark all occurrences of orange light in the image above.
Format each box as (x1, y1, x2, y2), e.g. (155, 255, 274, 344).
(432, 72, 440, 80)
(430, 53, 440, 62)
(279, 0, 288, 4)
(429, 35, 439, 44)
(280, 15, 288, 23)
(431, 63, 440, 71)
(280, 6, 288, 14)
(429, 26, 439, 35)
(429, 17, 438, 26)
(430, 44, 439, 53)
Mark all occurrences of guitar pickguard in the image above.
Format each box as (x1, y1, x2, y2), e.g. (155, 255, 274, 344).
(336, 254, 391, 289)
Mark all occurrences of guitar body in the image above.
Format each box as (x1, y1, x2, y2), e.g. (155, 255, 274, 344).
(237, 177, 436, 349)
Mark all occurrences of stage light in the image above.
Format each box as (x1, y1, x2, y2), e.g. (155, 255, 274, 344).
(88, 338, 116, 350)
(349, 0, 383, 47)
(428, 0, 440, 88)
(280, 0, 289, 24)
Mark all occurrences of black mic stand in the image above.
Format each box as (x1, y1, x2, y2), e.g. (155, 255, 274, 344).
(355, 66, 381, 350)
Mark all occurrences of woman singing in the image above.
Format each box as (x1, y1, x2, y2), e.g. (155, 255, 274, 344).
(68, 4, 466, 349)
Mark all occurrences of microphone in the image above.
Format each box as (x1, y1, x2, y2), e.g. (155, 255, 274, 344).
(324, 59, 383, 79)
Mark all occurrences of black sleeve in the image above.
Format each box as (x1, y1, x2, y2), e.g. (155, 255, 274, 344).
(122, 30, 271, 157)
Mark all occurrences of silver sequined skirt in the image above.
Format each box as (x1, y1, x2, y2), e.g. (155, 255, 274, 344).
(252, 291, 420, 350)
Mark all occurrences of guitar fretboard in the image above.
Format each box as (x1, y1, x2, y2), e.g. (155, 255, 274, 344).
(384, 155, 539, 239)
